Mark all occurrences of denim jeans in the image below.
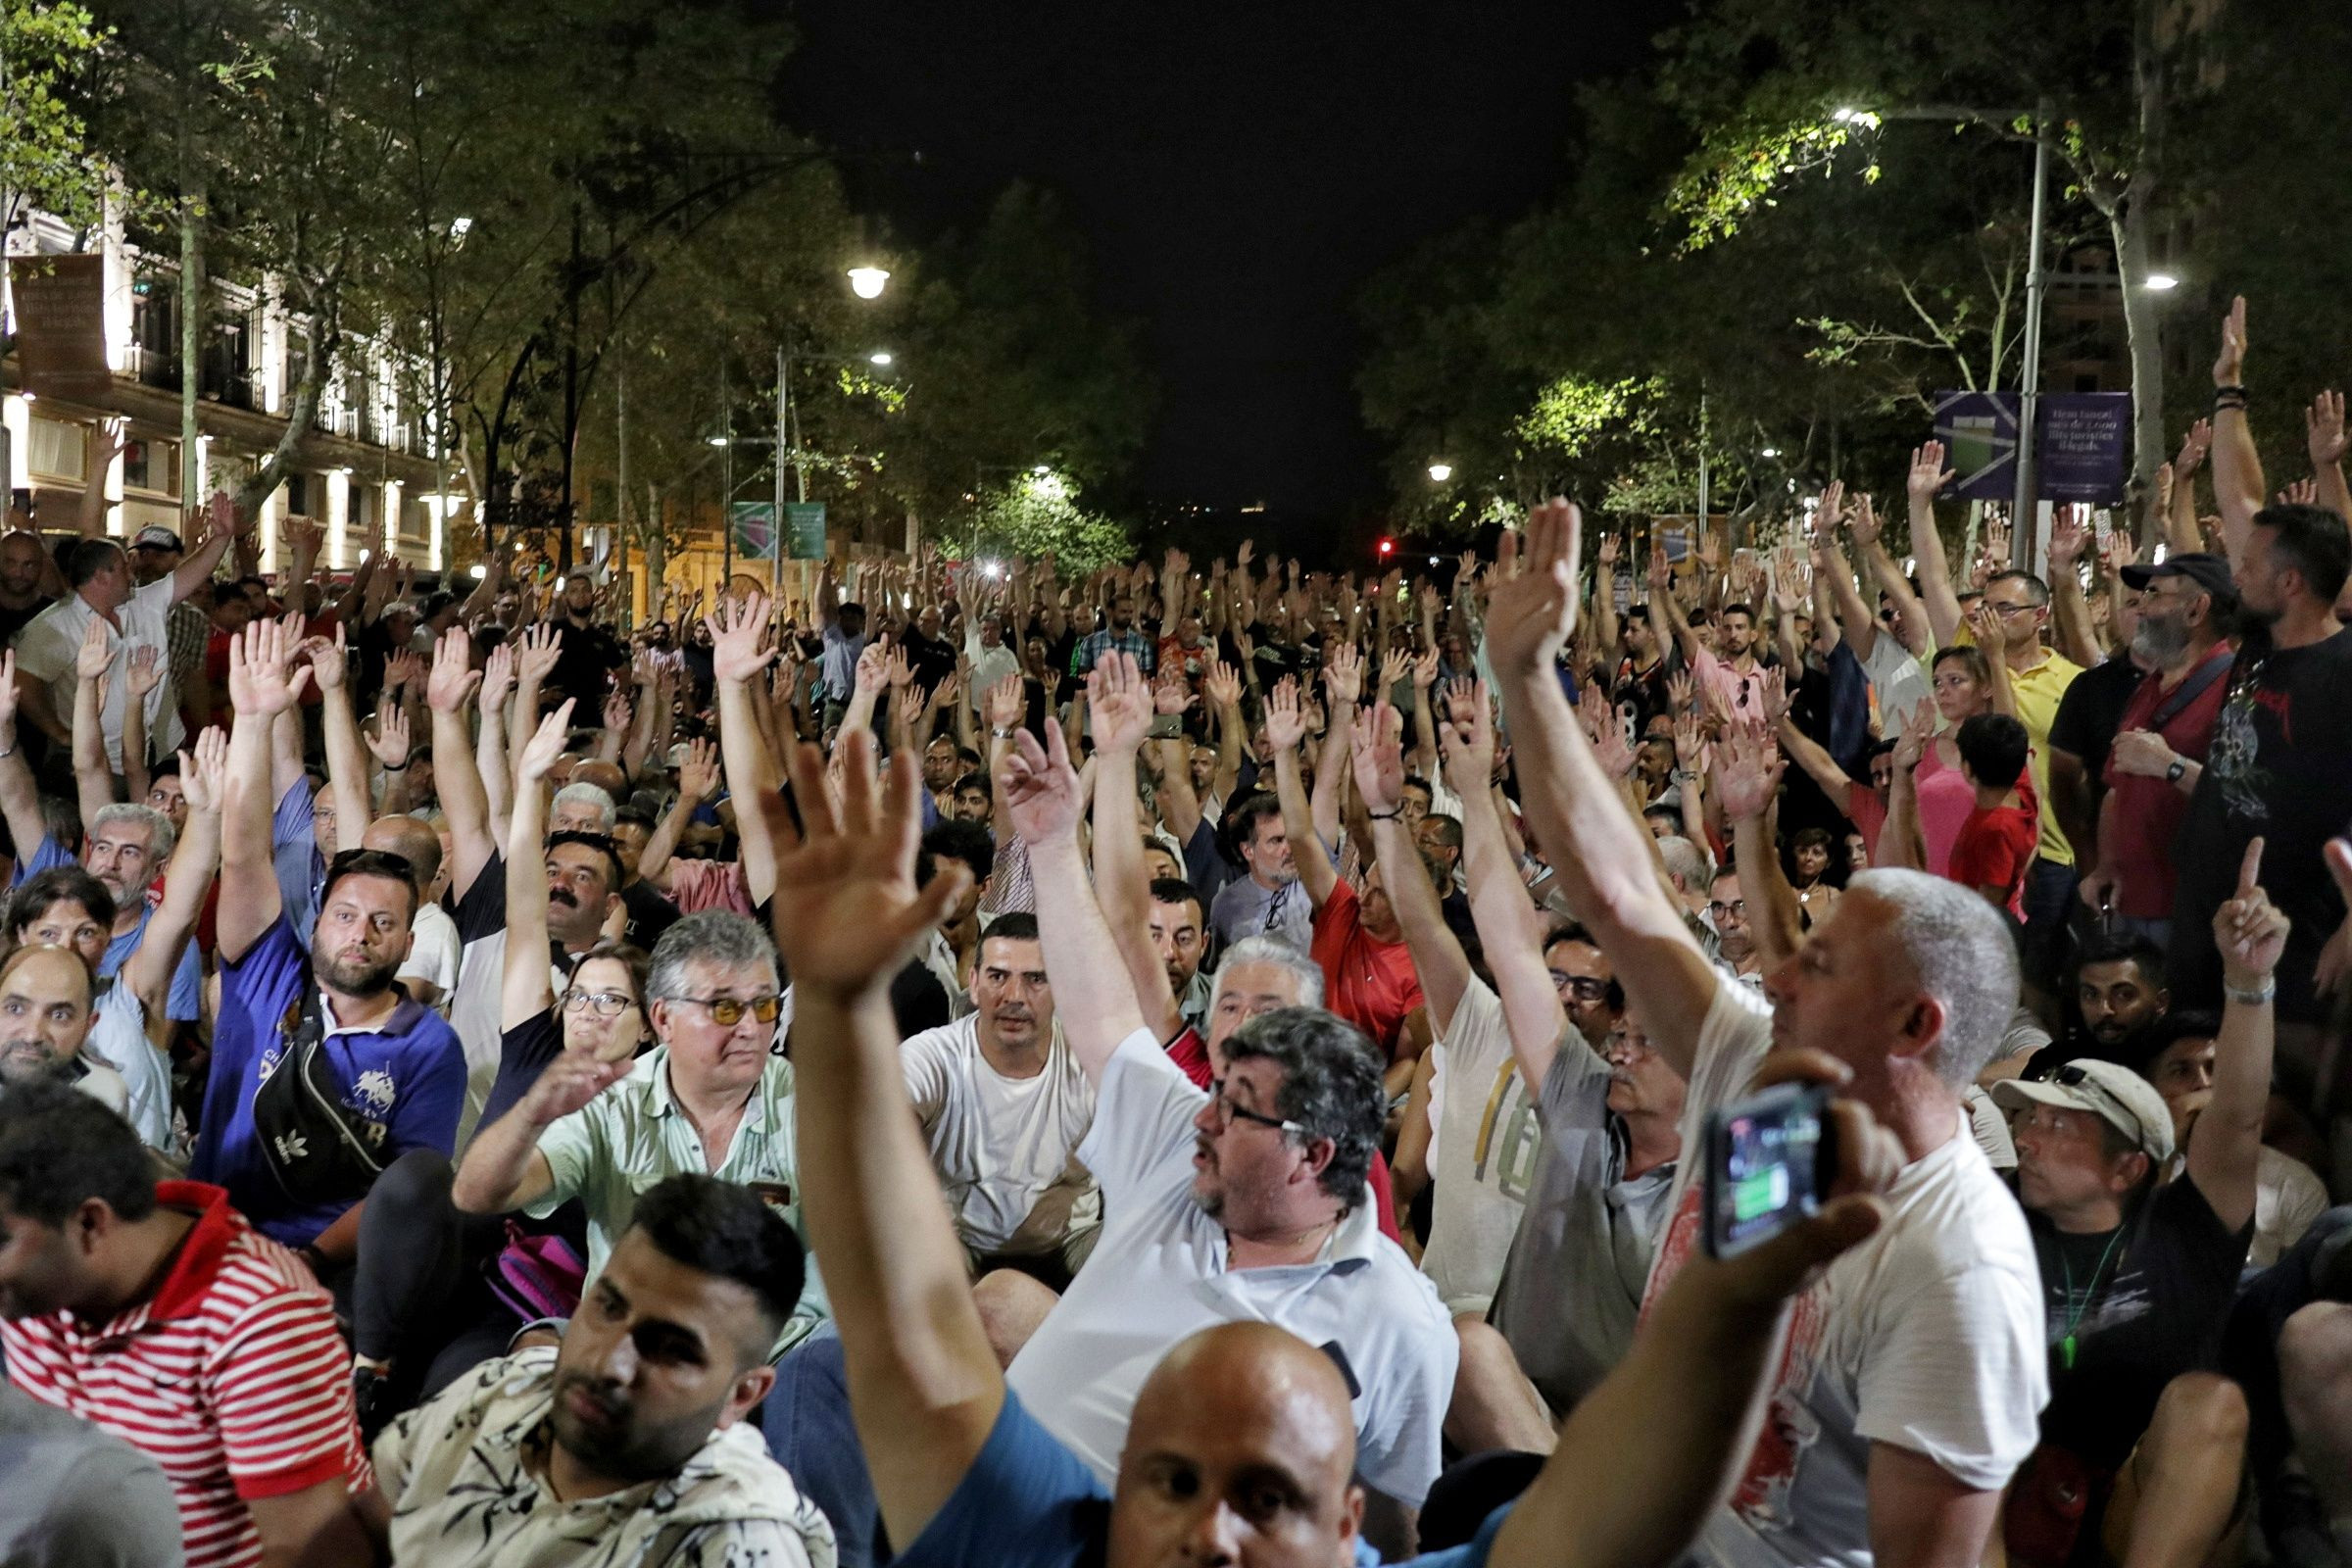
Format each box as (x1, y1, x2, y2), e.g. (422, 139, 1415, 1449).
(762, 1325, 884, 1565)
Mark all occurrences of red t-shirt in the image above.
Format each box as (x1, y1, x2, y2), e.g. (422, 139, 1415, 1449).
(1309, 879, 1426, 1061)
(1948, 799, 2039, 918)
(1163, 1021, 1403, 1245)
(1843, 780, 1889, 859)
(2099, 648, 2232, 919)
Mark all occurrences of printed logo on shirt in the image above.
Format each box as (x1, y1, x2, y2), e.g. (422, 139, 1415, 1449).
(350, 1068, 399, 1116)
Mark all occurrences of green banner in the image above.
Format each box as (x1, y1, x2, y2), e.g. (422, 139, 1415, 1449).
(785, 501, 827, 561)
(729, 502, 776, 562)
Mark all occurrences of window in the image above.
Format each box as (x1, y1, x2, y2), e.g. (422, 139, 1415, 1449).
(25, 417, 85, 482)
(348, 478, 374, 535)
(284, 471, 318, 517)
(399, 493, 430, 541)
(122, 437, 180, 498)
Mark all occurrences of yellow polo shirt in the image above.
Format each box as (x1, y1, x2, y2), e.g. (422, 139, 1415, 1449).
(2006, 648, 2084, 864)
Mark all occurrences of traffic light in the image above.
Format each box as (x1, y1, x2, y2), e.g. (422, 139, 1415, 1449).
(1377, 536, 1395, 562)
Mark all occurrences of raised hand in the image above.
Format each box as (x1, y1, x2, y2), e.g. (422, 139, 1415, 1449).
(1672, 708, 1708, 772)
(300, 625, 348, 692)
(674, 737, 719, 803)
(2278, 478, 2320, 508)
(853, 640, 889, 697)
(2213, 295, 2247, 388)
(1411, 647, 1441, 691)
(0, 651, 21, 734)
(2176, 418, 2212, 478)
(1813, 479, 1845, 542)
(381, 648, 423, 697)
(2309, 392, 2348, 470)
(1847, 493, 1883, 552)
(1379, 647, 1410, 696)
(227, 616, 315, 718)
(985, 671, 1025, 731)
(517, 699, 577, 784)
(178, 726, 230, 815)
(707, 592, 778, 687)
(1666, 666, 1696, 714)
(1486, 498, 1582, 673)
(2214, 838, 2288, 987)
(1088, 652, 1153, 756)
(1890, 699, 1936, 773)
(1350, 702, 1407, 815)
(1322, 640, 1364, 705)
(1907, 441, 1953, 503)
(1711, 719, 1785, 821)
(883, 643, 914, 690)
(1760, 664, 1791, 726)
(2047, 511, 2088, 571)
(477, 641, 516, 713)
(520, 1050, 633, 1129)
(1439, 677, 1495, 798)
(425, 627, 480, 712)
(1264, 676, 1307, 752)
(366, 704, 413, 769)
(1203, 658, 1242, 710)
(1152, 670, 1194, 717)
(1770, 544, 1809, 614)
(74, 616, 112, 683)
(1965, 598, 2009, 657)
(517, 623, 564, 686)
(994, 714, 1084, 848)
(602, 687, 633, 735)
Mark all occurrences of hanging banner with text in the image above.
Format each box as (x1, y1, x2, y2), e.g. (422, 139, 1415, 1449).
(1932, 390, 2132, 504)
(729, 502, 776, 562)
(785, 502, 827, 561)
(9, 254, 113, 401)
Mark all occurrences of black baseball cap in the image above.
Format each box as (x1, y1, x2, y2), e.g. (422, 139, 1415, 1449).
(2122, 551, 2237, 611)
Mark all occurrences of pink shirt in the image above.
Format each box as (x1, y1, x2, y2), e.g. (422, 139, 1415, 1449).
(1914, 745, 1977, 878)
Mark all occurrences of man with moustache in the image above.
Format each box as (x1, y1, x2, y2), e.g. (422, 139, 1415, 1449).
(0, 945, 128, 1113)
(360, 1174, 836, 1566)
(191, 617, 466, 1281)
(2077, 554, 2238, 949)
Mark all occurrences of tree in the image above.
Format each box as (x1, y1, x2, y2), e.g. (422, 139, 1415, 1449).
(956, 466, 1132, 574)
(1, 0, 109, 242)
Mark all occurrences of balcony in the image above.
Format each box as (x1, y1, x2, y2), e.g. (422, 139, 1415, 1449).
(123, 343, 179, 391)
(200, 347, 256, 411)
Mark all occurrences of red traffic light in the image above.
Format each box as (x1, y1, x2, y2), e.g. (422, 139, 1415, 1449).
(1377, 536, 1395, 559)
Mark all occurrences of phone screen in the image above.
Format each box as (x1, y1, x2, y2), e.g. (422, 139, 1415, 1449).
(1702, 1082, 1829, 1258)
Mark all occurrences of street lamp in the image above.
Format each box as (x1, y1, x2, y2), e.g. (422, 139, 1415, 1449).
(868, 351, 894, 366)
(847, 267, 890, 300)
(1427, 462, 1453, 482)
(2143, 272, 2181, 291)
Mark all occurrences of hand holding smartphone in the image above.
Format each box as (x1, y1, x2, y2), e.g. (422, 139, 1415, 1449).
(1702, 1081, 1835, 1258)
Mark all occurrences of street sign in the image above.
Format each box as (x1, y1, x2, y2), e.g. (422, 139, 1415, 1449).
(1932, 391, 2021, 501)
(9, 254, 112, 401)
(730, 501, 776, 562)
(785, 502, 827, 561)
(1932, 390, 2132, 504)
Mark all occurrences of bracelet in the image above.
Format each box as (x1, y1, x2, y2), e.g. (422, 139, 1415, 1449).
(990, 725, 1018, 740)
(1368, 808, 1402, 821)
(2225, 979, 2277, 1006)
(380, 760, 409, 772)
(2213, 385, 2247, 413)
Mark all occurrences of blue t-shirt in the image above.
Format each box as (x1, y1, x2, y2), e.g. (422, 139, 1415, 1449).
(271, 779, 323, 944)
(188, 916, 466, 1246)
(15, 835, 202, 1021)
(894, 1391, 1505, 1568)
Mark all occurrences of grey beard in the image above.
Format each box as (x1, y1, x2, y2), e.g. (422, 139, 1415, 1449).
(2132, 614, 2191, 665)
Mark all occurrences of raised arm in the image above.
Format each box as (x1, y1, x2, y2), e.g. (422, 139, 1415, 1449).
(1357, 700, 1472, 1034)
(0, 653, 50, 864)
(508, 624, 562, 784)
(638, 737, 715, 893)
(172, 493, 246, 606)
(1092, 655, 1184, 1042)
(2042, 514, 2105, 668)
(426, 628, 495, 899)
(120, 646, 158, 804)
(1847, 496, 1931, 659)
(474, 641, 516, 849)
(122, 727, 225, 1013)
(69, 618, 117, 835)
(709, 593, 782, 907)
(2188, 839, 2287, 1234)
(1717, 723, 1802, 971)
(503, 702, 575, 1032)
(2306, 392, 2351, 522)
(1875, 707, 1934, 871)
(219, 620, 309, 961)
(1265, 677, 1338, 909)
(2166, 424, 2212, 557)
(996, 710, 1148, 1084)
(2209, 297, 2265, 567)
(1492, 501, 1721, 1077)
(1903, 442, 1966, 646)
(1310, 643, 1363, 850)
(308, 624, 369, 854)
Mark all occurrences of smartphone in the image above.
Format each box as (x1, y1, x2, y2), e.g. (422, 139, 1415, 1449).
(1701, 1081, 1833, 1258)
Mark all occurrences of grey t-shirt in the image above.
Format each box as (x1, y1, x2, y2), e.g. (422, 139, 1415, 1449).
(0, 1381, 186, 1568)
(1487, 1036, 1678, 1416)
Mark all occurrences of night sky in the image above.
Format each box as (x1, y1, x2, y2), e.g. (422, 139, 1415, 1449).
(779, 2, 1683, 521)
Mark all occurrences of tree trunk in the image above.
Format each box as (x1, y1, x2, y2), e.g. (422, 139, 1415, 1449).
(2113, 201, 2167, 509)
(233, 296, 334, 520)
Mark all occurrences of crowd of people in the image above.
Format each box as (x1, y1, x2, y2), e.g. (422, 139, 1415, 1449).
(4, 295, 2352, 1568)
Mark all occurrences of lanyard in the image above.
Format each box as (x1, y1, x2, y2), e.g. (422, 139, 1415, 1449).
(2057, 1226, 2127, 1370)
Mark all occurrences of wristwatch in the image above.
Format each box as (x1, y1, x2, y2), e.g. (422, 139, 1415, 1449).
(991, 725, 1019, 740)
(2165, 758, 2186, 784)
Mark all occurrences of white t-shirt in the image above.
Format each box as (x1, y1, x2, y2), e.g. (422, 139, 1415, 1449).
(1418, 981, 1542, 1317)
(2254, 1146, 2329, 1268)
(85, 978, 172, 1152)
(1006, 1030, 1456, 1507)
(1860, 631, 1933, 737)
(14, 579, 185, 767)
(1641, 982, 2046, 1568)
(400, 902, 463, 1016)
(899, 1013, 1099, 1259)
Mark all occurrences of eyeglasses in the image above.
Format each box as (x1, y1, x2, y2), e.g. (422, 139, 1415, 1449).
(1708, 899, 1747, 921)
(562, 989, 637, 1018)
(1205, 1077, 1302, 1136)
(673, 994, 783, 1027)
(2049, 1064, 2152, 1153)
(1547, 972, 1610, 1001)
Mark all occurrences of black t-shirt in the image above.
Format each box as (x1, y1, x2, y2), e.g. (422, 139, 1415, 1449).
(481, 1009, 564, 1130)
(620, 878, 680, 953)
(0, 594, 54, 649)
(2170, 627, 2352, 1022)
(2033, 1175, 2251, 1471)
(1610, 655, 1675, 741)
(901, 628, 958, 692)
(544, 615, 628, 709)
(2047, 656, 2145, 800)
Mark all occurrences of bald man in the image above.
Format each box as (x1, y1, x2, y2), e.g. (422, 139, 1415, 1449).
(0, 945, 126, 1114)
(772, 732, 1897, 1568)
(364, 815, 460, 1012)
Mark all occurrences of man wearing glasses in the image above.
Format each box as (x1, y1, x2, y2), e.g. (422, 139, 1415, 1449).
(1705, 868, 1764, 987)
(453, 909, 829, 1354)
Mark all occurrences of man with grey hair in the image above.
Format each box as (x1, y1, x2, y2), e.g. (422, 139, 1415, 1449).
(550, 780, 616, 835)
(452, 909, 827, 1349)
(1489, 499, 2045, 1568)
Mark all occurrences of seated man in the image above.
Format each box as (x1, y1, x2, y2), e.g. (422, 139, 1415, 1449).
(900, 910, 1102, 1292)
(193, 620, 466, 1273)
(360, 1173, 835, 1566)
(2141, 1009, 2327, 1267)
(0, 1080, 375, 1568)
(0, 1377, 186, 1568)
(766, 723, 1904, 1568)
(452, 908, 828, 1352)
(1990, 845, 2284, 1568)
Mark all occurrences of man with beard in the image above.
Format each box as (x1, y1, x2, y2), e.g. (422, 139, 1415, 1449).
(2053, 935, 2175, 1070)
(1075, 593, 1154, 675)
(899, 912, 1101, 1298)
(540, 568, 628, 709)
(191, 617, 466, 1273)
(1147, 877, 1208, 1026)
(359, 1174, 835, 1566)
(2077, 554, 2238, 949)
(0, 528, 56, 647)
(1207, 792, 1308, 950)
(0, 945, 127, 1113)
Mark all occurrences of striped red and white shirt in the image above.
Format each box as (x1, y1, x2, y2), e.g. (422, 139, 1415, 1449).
(0, 1180, 368, 1568)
